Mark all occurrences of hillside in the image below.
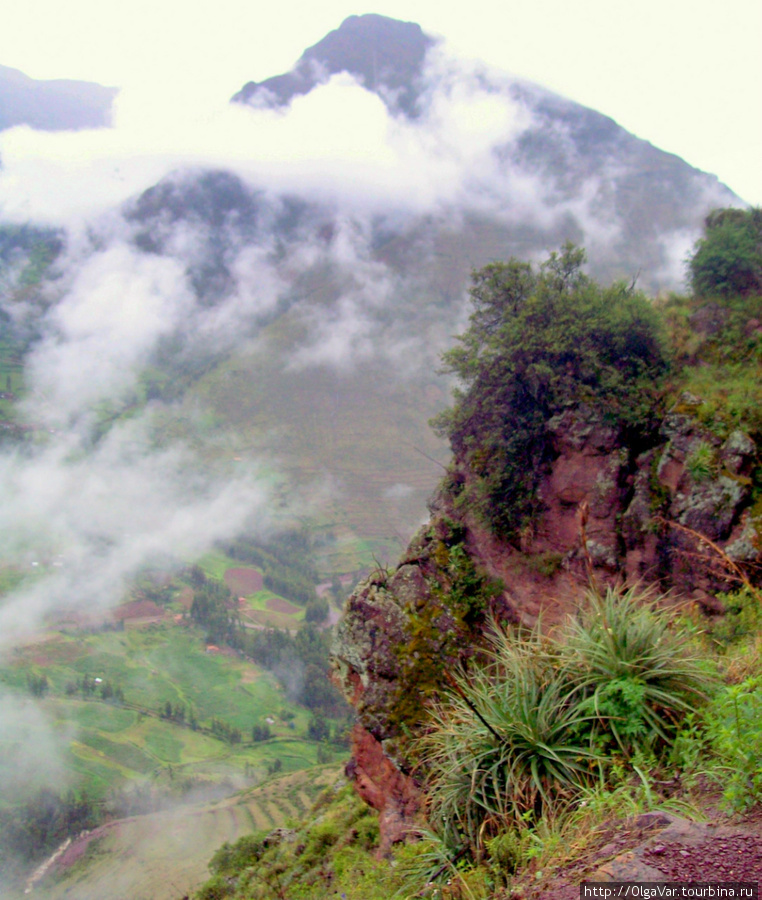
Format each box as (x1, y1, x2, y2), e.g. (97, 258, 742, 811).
(0, 65, 116, 132)
(14, 766, 340, 900)
(0, 15, 743, 578)
(232, 13, 738, 289)
(191, 209, 762, 898)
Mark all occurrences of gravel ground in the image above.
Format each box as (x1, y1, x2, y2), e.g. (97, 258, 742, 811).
(644, 832, 762, 881)
(512, 810, 762, 900)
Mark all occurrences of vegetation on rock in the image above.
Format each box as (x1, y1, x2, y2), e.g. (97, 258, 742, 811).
(419, 587, 714, 857)
(689, 207, 762, 299)
(144, 215, 762, 897)
(433, 243, 668, 540)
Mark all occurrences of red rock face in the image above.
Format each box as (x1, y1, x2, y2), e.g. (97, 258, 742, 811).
(459, 410, 628, 627)
(333, 402, 760, 850)
(345, 723, 422, 855)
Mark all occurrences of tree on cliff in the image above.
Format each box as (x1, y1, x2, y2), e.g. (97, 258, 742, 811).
(689, 207, 762, 299)
(433, 244, 668, 540)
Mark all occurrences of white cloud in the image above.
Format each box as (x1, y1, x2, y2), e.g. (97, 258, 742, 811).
(23, 244, 194, 426)
(0, 419, 273, 650)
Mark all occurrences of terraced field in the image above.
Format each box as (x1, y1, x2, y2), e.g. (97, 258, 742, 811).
(21, 766, 341, 900)
(0, 625, 333, 800)
(196, 551, 310, 629)
(160, 339, 450, 572)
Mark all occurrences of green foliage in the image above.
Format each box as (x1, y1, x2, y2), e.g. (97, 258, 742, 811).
(252, 723, 272, 742)
(685, 441, 717, 481)
(224, 529, 318, 606)
(194, 783, 395, 900)
(188, 566, 241, 644)
(129, 568, 176, 606)
(209, 832, 269, 878)
(419, 627, 599, 853)
(240, 623, 348, 715)
(417, 588, 715, 860)
(435, 244, 667, 539)
(658, 280, 762, 439)
(708, 587, 762, 646)
(705, 678, 762, 811)
(565, 587, 717, 756)
(27, 672, 49, 696)
(307, 715, 330, 741)
(304, 596, 329, 623)
(689, 207, 762, 298)
(0, 787, 97, 871)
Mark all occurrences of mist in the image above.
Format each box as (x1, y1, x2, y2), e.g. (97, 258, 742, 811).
(0, 27, 743, 891)
(0, 30, 740, 640)
(0, 19, 742, 658)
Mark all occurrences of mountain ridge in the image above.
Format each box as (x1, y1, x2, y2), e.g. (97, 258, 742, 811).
(0, 64, 117, 132)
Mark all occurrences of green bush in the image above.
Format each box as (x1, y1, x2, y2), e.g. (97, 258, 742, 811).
(685, 441, 717, 482)
(196, 876, 235, 900)
(564, 587, 717, 756)
(208, 832, 267, 877)
(708, 587, 762, 647)
(417, 588, 715, 859)
(419, 627, 598, 853)
(689, 208, 762, 299)
(705, 677, 762, 811)
(434, 244, 667, 539)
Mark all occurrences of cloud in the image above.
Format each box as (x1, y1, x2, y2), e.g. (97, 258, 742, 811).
(22, 243, 194, 427)
(0, 689, 74, 800)
(0, 50, 536, 225)
(0, 39, 714, 298)
(0, 35, 739, 651)
(0, 418, 273, 650)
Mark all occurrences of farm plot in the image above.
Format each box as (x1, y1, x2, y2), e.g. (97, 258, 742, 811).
(27, 766, 341, 900)
(0, 625, 323, 800)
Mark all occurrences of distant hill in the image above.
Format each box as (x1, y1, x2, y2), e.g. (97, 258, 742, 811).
(0, 16, 747, 574)
(0, 64, 116, 132)
(231, 15, 739, 291)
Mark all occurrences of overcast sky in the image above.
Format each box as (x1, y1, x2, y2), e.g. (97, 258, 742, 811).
(1, 0, 760, 206)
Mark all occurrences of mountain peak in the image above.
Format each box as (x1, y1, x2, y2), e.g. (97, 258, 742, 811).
(232, 14, 436, 116)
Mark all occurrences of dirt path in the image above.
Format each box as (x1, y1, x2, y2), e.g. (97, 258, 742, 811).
(525, 811, 762, 899)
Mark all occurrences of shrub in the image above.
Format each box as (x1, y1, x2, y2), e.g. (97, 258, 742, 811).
(689, 208, 762, 299)
(705, 677, 762, 811)
(709, 587, 762, 649)
(251, 723, 271, 742)
(685, 441, 717, 482)
(304, 596, 329, 623)
(434, 244, 667, 540)
(419, 627, 599, 853)
(563, 587, 717, 756)
(417, 588, 715, 859)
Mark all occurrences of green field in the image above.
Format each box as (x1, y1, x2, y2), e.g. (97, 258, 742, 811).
(0, 624, 341, 802)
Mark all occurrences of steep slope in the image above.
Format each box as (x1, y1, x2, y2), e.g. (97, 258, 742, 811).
(0, 16, 746, 585)
(232, 14, 738, 288)
(186, 215, 762, 900)
(332, 238, 762, 850)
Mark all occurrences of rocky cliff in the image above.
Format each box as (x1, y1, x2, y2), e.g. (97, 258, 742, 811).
(332, 300, 762, 853)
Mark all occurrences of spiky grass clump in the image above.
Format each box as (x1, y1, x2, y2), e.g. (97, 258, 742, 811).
(420, 628, 599, 853)
(564, 587, 717, 756)
(417, 587, 717, 863)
